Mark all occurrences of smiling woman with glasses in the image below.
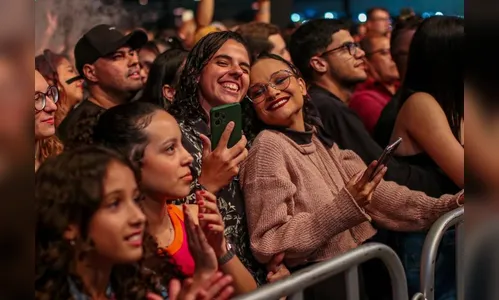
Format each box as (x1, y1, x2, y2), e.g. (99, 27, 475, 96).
(35, 70, 62, 171)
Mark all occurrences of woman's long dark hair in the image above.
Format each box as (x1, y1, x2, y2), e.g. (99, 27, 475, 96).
(168, 31, 252, 125)
(35, 146, 180, 300)
(400, 16, 464, 141)
(141, 48, 189, 109)
(242, 53, 319, 144)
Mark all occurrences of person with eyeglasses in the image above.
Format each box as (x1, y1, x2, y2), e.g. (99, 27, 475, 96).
(349, 35, 400, 134)
(35, 70, 61, 171)
(289, 18, 465, 299)
(35, 49, 84, 128)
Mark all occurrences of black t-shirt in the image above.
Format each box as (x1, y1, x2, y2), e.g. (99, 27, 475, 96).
(57, 99, 106, 146)
(373, 89, 402, 148)
(308, 84, 454, 197)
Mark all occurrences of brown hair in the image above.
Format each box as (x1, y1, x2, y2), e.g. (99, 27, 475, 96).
(35, 50, 70, 128)
(236, 21, 280, 42)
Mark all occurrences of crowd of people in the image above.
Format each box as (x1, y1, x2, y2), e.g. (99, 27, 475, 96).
(34, 2, 464, 299)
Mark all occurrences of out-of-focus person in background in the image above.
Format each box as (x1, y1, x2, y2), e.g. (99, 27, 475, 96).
(350, 35, 400, 134)
(373, 15, 422, 148)
(138, 41, 160, 84)
(365, 7, 392, 38)
(236, 22, 291, 61)
(141, 48, 189, 107)
(35, 50, 84, 127)
(353, 23, 367, 42)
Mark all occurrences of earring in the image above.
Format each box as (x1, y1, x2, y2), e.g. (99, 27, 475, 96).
(69, 239, 75, 246)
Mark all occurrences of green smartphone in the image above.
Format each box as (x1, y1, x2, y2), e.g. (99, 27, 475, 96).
(210, 103, 242, 150)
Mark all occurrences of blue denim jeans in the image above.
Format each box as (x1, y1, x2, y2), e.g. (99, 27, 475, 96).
(395, 229, 456, 300)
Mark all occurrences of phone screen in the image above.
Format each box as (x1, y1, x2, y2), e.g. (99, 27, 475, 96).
(368, 137, 402, 181)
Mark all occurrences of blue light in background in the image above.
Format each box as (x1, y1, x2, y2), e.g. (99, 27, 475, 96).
(291, 13, 301, 22)
(305, 8, 316, 18)
(422, 12, 431, 18)
(435, 11, 443, 15)
(358, 13, 367, 22)
(324, 12, 335, 19)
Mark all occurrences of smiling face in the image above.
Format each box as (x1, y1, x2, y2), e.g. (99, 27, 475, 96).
(34, 70, 57, 140)
(86, 160, 146, 264)
(197, 39, 251, 108)
(140, 110, 194, 200)
(249, 58, 307, 131)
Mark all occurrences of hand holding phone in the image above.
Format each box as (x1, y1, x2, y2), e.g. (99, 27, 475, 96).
(196, 104, 248, 193)
(368, 137, 402, 181)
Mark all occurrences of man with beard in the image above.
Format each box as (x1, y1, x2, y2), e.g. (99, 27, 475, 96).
(57, 24, 147, 146)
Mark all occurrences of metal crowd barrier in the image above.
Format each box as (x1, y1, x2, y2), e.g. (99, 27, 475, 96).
(234, 243, 409, 300)
(418, 206, 464, 300)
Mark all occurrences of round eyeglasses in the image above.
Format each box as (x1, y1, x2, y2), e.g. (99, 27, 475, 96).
(247, 70, 294, 104)
(35, 85, 59, 111)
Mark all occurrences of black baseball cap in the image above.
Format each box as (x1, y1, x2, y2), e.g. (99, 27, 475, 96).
(74, 24, 148, 80)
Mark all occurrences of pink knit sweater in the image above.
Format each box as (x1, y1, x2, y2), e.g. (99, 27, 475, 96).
(239, 130, 463, 267)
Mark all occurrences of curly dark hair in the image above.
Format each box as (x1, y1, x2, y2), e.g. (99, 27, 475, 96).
(35, 146, 180, 299)
(242, 53, 319, 145)
(168, 31, 252, 125)
(93, 102, 165, 169)
(63, 108, 105, 151)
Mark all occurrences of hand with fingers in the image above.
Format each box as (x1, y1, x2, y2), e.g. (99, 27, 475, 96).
(198, 122, 248, 194)
(45, 11, 58, 35)
(196, 190, 227, 257)
(266, 253, 291, 284)
(164, 205, 234, 300)
(346, 160, 387, 208)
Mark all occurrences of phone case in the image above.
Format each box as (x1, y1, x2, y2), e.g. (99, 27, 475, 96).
(210, 103, 242, 150)
(368, 138, 402, 180)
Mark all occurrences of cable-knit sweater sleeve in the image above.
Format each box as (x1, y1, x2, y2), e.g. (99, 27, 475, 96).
(240, 133, 370, 264)
(333, 144, 462, 231)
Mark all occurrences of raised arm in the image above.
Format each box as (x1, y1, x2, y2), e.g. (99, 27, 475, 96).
(254, 0, 271, 23)
(195, 0, 215, 28)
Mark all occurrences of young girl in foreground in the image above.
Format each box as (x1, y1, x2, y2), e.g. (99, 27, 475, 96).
(93, 103, 262, 295)
(35, 146, 234, 299)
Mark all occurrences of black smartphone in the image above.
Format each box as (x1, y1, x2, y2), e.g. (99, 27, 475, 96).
(368, 137, 403, 181)
(210, 103, 242, 150)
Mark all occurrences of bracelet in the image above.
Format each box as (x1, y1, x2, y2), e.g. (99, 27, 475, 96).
(218, 250, 235, 266)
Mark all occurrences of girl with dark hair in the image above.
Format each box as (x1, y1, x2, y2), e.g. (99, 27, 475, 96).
(35, 49, 84, 127)
(239, 53, 464, 299)
(391, 16, 464, 189)
(139, 41, 161, 84)
(93, 102, 257, 295)
(168, 31, 289, 286)
(141, 48, 189, 108)
(35, 146, 172, 299)
(387, 16, 464, 299)
(35, 145, 234, 300)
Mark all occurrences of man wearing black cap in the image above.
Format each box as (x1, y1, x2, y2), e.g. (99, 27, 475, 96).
(57, 24, 147, 146)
